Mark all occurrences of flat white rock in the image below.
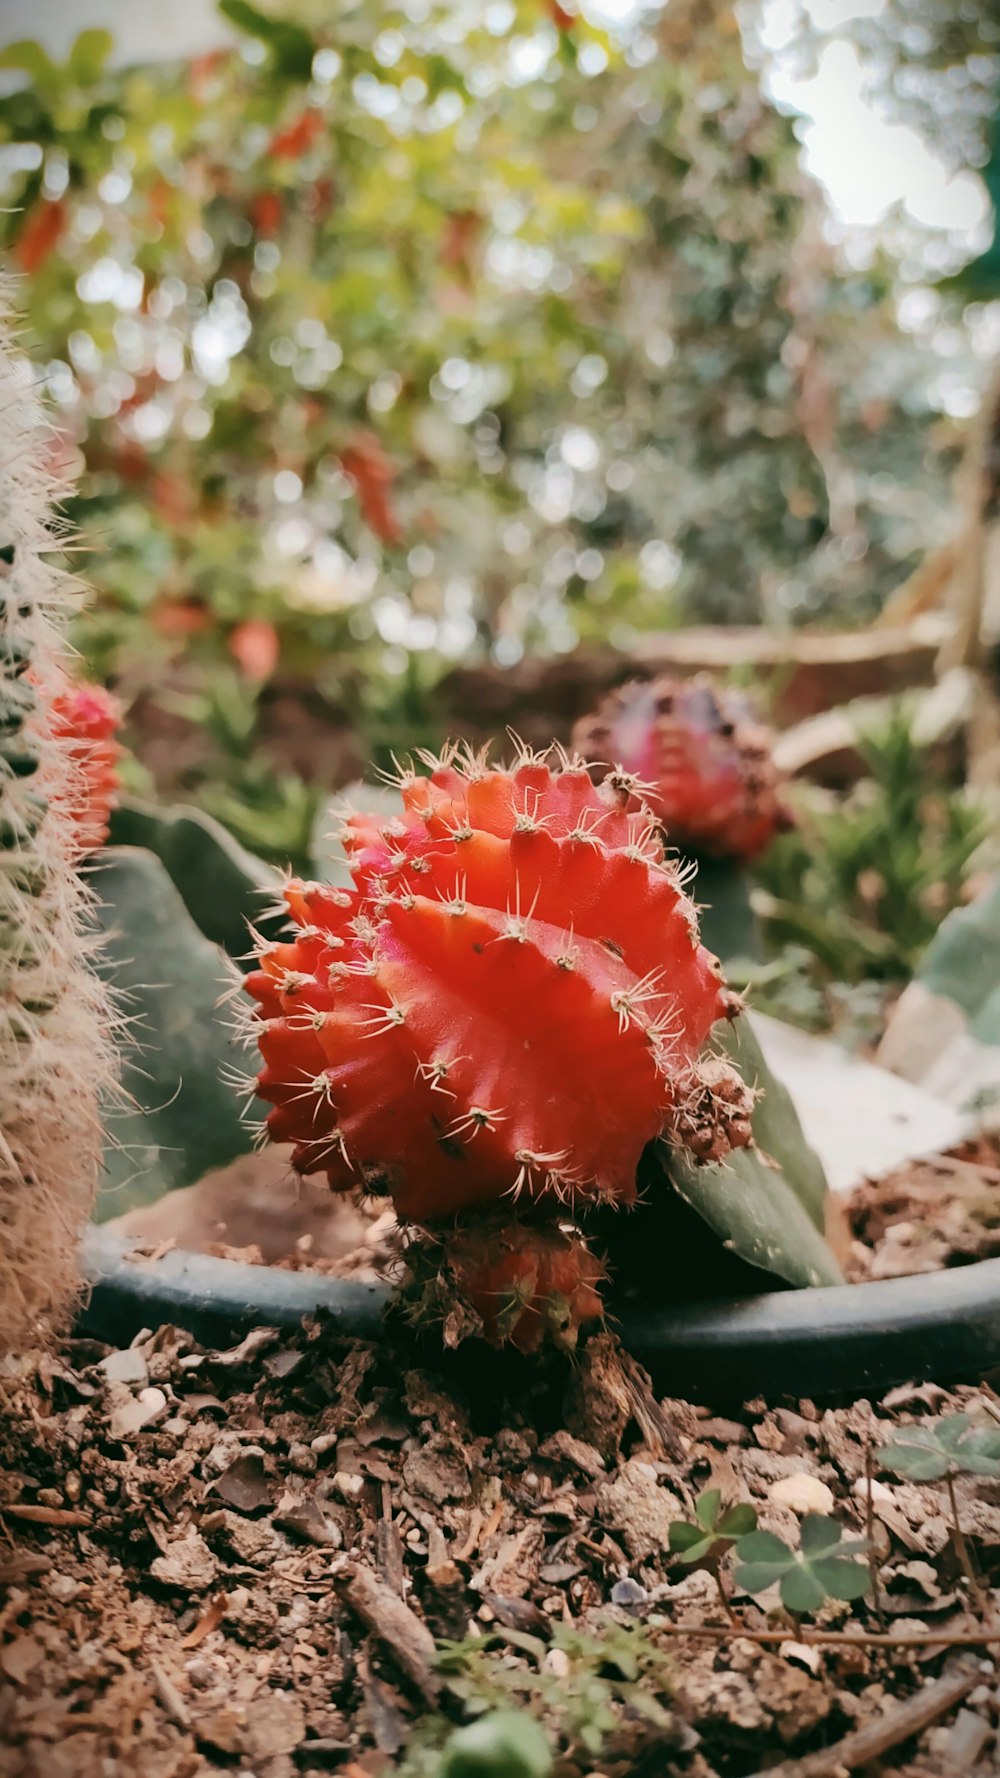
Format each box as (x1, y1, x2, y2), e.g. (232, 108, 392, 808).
(749, 1011, 969, 1196)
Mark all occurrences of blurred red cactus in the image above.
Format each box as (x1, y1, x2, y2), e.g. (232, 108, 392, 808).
(572, 674, 790, 863)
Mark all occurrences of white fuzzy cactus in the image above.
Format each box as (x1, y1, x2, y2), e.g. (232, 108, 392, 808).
(0, 282, 116, 1353)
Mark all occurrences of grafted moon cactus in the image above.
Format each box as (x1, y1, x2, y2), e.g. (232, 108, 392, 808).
(410, 1219, 606, 1353)
(0, 285, 116, 1354)
(47, 674, 121, 856)
(246, 745, 752, 1226)
(572, 674, 789, 863)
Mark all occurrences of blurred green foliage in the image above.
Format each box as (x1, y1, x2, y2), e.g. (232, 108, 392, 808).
(0, 0, 995, 847)
(748, 703, 988, 1031)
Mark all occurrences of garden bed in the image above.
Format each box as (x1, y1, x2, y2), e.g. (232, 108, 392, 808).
(3, 1312, 1000, 1778)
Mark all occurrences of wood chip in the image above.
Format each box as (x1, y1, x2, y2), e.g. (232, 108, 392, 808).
(743, 1658, 984, 1777)
(149, 1659, 191, 1730)
(334, 1560, 439, 1702)
(180, 1591, 228, 1649)
(2, 1504, 90, 1528)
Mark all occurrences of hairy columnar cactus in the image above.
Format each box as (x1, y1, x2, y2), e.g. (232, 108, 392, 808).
(0, 286, 116, 1353)
(572, 674, 790, 864)
(246, 743, 753, 1235)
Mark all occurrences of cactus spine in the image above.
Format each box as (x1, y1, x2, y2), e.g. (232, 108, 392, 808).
(0, 283, 115, 1353)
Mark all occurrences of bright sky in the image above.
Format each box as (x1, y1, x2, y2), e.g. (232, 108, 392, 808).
(757, 0, 988, 238)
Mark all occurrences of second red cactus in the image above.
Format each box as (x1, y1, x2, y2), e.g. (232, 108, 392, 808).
(572, 674, 790, 863)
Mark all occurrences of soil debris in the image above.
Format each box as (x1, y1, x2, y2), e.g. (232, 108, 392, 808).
(1, 1312, 1000, 1775)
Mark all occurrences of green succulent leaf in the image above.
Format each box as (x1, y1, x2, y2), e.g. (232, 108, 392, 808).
(662, 1015, 840, 1288)
(693, 859, 763, 966)
(107, 799, 282, 960)
(93, 847, 256, 1216)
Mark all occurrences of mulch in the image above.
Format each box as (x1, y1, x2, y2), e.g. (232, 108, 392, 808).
(3, 1303, 1000, 1778)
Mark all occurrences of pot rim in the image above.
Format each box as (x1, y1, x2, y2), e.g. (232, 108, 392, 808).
(81, 1226, 1000, 1400)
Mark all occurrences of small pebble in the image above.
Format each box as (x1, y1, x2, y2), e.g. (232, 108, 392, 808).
(333, 1471, 364, 1501)
(610, 1577, 648, 1612)
(98, 1348, 149, 1388)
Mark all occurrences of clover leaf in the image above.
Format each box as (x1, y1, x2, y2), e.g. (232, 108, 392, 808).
(877, 1413, 1000, 1483)
(667, 1487, 757, 1565)
(733, 1515, 870, 1614)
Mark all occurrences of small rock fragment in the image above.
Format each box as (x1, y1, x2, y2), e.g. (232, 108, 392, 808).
(107, 1385, 168, 1440)
(595, 1460, 684, 1562)
(768, 1474, 835, 1516)
(150, 1527, 219, 1593)
(98, 1347, 149, 1387)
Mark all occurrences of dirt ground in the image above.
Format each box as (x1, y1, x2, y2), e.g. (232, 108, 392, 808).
(3, 1307, 1000, 1778)
(5, 1141, 1000, 1776)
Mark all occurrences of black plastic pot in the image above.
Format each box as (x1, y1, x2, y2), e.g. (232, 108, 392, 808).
(81, 1226, 1000, 1402)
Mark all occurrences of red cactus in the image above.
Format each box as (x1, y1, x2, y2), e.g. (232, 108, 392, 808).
(572, 675, 789, 863)
(246, 744, 752, 1224)
(414, 1220, 605, 1353)
(46, 676, 122, 857)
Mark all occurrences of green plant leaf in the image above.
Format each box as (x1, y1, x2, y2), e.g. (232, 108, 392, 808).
(733, 1519, 869, 1613)
(878, 1413, 1000, 1482)
(669, 1491, 757, 1566)
(107, 799, 281, 960)
(437, 1708, 553, 1778)
(876, 1431, 949, 1483)
(0, 39, 56, 85)
(717, 1503, 758, 1538)
(732, 1528, 791, 1570)
(809, 1558, 873, 1602)
(93, 847, 256, 1217)
(798, 1514, 843, 1557)
(69, 29, 114, 83)
(662, 1014, 840, 1288)
(695, 1487, 722, 1531)
(217, 0, 315, 79)
(778, 1565, 827, 1615)
(667, 1522, 714, 1562)
(693, 859, 763, 966)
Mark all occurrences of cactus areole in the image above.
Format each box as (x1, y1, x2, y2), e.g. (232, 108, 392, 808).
(572, 674, 790, 864)
(246, 745, 752, 1225)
